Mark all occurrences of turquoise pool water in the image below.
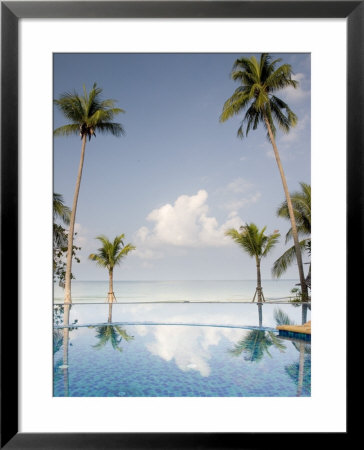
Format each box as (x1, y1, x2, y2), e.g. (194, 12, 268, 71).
(53, 302, 310, 397)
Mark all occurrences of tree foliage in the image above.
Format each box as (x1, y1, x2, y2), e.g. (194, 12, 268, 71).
(225, 223, 280, 262)
(89, 234, 135, 271)
(92, 325, 134, 352)
(53, 193, 80, 287)
(220, 53, 298, 139)
(272, 183, 311, 278)
(54, 83, 125, 140)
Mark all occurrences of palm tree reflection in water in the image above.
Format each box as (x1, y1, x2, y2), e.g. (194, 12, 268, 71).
(92, 302, 134, 353)
(52, 304, 72, 397)
(230, 329, 286, 363)
(92, 325, 134, 353)
(229, 305, 310, 396)
(274, 308, 311, 396)
(230, 303, 286, 362)
(54, 304, 79, 396)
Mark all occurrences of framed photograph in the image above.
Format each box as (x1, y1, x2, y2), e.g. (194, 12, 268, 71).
(1, 1, 357, 448)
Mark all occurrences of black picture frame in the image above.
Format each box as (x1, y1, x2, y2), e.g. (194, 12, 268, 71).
(1, 1, 357, 448)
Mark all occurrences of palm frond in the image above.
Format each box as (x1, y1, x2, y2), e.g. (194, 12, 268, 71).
(219, 90, 250, 123)
(262, 231, 280, 257)
(115, 243, 136, 265)
(96, 122, 125, 137)
(277, 182, 311, 243)
(114, 326, 134, 342)
(226, 223, 279, 261)
(271, 240, 308, 278)
(53, 124, 80, 137)
(274, 308, 294, 326)
(89, 234, 135, 271)
(268, 332, 286, 352)
(221, 53, 297, 140)
(53, 193, 71, 224)
(54, 83, 125, 140)
(265, 65, 299, 92)
(88, 253, 108, 268)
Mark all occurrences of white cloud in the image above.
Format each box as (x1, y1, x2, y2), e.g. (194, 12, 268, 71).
(218, 177, 261, 212)
(134, 190, 244, 256)
(224, 193, 261, 211)
(145, 324, 243, 377)
(146, 325, 212, 377)
(225, 178, 253, 194)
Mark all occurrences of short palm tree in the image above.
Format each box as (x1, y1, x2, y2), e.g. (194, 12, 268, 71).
(89, 234, 135, 304)
(272, 182, 311, 283)
(225, 223, 280, 304)
(220, 53, 308, 302)
(54, 83, 125, 304)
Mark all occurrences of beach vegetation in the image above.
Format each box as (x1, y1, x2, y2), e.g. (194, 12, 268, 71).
(272, 182, 311, 281)
(53, 193, 80, 287)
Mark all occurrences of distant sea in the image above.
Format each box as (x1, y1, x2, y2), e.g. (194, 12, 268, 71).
(53, 279, 299, 304)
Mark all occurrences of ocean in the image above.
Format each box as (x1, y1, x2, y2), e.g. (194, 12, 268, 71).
(53, 279, 300, 304)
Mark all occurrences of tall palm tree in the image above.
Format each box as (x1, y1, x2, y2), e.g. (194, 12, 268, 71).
(54, 83, 125, 304)
(225, 223, 280, 305)
(272, 182, 311, 283)
(89, 234, 135, 304)
(220, 53, 308, 302)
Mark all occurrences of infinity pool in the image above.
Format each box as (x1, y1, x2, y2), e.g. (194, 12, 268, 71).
(53, 302, 311, 397)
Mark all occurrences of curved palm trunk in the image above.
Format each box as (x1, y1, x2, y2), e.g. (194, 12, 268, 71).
(256, 258, 262, 303)
(264, 116, 308, 304)
(108, 268, 115, 304)
(64, 135, 87, 305)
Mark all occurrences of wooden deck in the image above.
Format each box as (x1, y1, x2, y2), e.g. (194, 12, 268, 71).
(276, 320, 311, 335)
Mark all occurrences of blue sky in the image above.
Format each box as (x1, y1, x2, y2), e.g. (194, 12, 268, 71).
(54, 53, 310, 281)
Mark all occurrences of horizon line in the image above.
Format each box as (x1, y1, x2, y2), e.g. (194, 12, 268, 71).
(57, 278, 299, 282)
